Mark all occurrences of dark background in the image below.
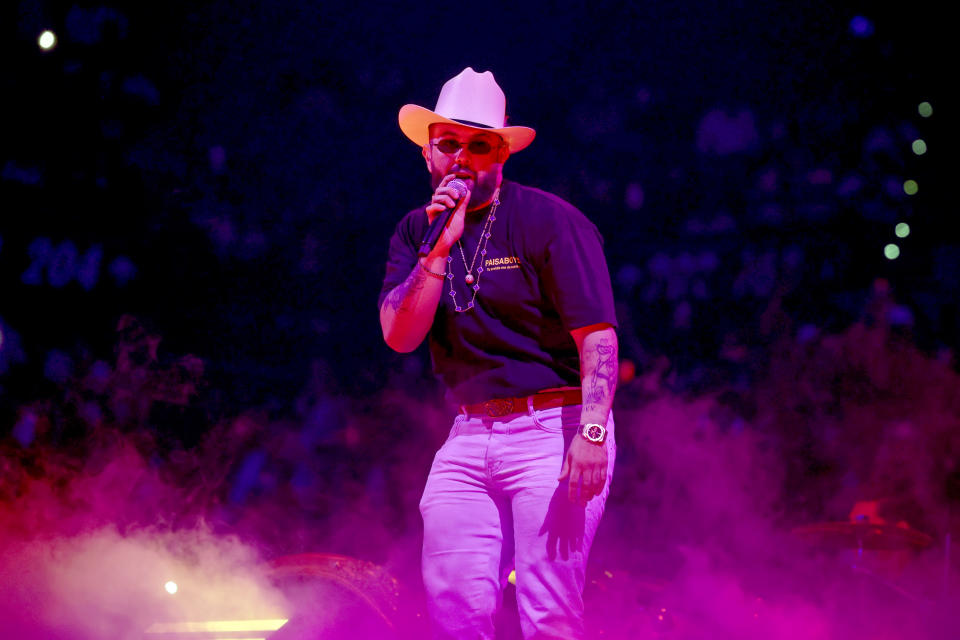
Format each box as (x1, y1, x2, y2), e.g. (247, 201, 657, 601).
(0, 2, 955, 636)
(1, 1, 947, 420)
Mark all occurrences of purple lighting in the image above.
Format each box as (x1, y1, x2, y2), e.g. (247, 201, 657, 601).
(4, 3, 957, 638)
(850, 15, 874, 38)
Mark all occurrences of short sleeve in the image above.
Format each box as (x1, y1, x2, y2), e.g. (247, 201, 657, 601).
(539, 212, 617, 332)
(378, 209, 425, 311)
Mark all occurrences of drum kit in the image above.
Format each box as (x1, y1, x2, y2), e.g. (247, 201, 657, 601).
(578, 517, 956, 639)
(789, 517, 956, 638)
(791, 520, 935, 553)
(260, 552, 426, 640)
(247, 520, 955, 639)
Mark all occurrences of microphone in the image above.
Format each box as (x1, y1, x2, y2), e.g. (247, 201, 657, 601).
(418, 179, 468, 258)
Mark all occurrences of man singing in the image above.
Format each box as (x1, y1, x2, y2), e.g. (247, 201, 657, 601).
(378, 67, 618, 639)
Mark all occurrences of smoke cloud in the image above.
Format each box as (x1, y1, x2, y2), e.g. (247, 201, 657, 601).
(0, 435, 290, 640)
(2, 321, 958, 639)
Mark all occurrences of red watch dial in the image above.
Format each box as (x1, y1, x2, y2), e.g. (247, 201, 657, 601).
(584, 424, 604, 442)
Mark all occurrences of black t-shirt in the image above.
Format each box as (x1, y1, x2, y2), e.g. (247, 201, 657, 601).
(378, 180, 617, 405)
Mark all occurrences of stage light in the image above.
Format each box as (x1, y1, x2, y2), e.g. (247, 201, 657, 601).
(911, 139, 927, 155)
(145, 619, 287, 634)
(918, 102, 933, 118)
(884, 244, 900, 260)
(903, 179, 918, 195)
(508, 570, 516, 586)
(38, 30, 57, 51)
(164, 581, 178, 594)
(895, 222, 910, 238)
(849, 16, 874, 37)
(0, 327, 5, 351)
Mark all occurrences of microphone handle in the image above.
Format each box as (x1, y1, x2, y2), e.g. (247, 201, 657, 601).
(418, 205, 455, 258)
(418, 178, 467, 258)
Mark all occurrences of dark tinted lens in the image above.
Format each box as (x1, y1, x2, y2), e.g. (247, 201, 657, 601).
(436, 139, 462, 154)
(467, 140, 493, 155)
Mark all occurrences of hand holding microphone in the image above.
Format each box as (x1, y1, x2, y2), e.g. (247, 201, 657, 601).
(419, 177, 470, 258)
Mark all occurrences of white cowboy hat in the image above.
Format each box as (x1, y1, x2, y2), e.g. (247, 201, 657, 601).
(398, 67, 536, 153)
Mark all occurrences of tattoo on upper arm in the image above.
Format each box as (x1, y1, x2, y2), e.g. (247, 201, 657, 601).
(385, 265, 428, 314)
(586, 338, 618, 405)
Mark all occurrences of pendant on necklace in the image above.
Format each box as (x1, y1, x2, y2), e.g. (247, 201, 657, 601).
(465, 274, 475, 285)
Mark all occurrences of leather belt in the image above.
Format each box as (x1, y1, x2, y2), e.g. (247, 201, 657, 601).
(462, 389, 582, 418)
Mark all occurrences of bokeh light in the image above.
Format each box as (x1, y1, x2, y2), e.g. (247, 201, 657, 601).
(918, 101, 933, 118)
(903, 179, 918, 195)
(38, 30, 57, 51)
(164, 580, 178, 594)
(849, 16, 874, 37)
(884, 244, 900, 260)
(911, 139, 927, 155)
(895, 222, 910, 238)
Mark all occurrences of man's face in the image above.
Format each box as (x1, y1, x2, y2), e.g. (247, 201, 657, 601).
(422, 123, 509, 211)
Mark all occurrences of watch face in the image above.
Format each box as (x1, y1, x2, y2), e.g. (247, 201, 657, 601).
(584, 424, 604, 442)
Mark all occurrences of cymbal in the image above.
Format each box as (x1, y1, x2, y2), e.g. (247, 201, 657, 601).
(791, 522, 933, 551)
(266, 553, 402, 627)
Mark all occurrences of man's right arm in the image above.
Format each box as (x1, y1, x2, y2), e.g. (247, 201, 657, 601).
(379, 255, 447, 353)
(380, 174, 471, 353)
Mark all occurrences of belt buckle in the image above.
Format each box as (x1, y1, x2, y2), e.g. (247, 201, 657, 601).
(483, 398, 515, 417)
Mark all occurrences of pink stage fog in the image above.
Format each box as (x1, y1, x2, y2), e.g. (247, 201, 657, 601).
(0, 437, 291, 640)
(1, 322, 959, 639)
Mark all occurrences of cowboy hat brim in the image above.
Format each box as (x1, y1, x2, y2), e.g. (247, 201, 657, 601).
(399, 104, 536, 153)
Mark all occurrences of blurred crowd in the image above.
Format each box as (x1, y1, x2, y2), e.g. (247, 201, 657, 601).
(1, 4, 954, 635)
(4, 275, 960, 555)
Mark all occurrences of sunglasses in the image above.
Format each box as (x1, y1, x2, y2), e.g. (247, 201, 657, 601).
(432, 137, 500, 156)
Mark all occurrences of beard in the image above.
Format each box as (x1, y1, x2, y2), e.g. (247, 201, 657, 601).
(464, 171, 501, 211)
(429, 164, 503, 212)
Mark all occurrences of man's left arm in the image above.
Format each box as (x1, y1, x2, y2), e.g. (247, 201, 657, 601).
(559, 323, 618, 504)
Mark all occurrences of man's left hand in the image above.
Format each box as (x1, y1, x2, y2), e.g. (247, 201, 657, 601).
(558, 434, 608, 505)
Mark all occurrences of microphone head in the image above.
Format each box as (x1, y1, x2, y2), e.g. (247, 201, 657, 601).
(449, 178, 468, 199)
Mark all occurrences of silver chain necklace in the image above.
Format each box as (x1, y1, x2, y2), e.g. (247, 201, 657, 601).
(446, 188, 500, 313)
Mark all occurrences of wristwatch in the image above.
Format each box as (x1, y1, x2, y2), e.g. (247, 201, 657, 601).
(580, 423, 607, 445)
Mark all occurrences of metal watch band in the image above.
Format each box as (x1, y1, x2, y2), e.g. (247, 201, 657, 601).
(581, 422, 606, 444)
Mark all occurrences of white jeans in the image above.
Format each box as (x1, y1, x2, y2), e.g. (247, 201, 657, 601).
(419, 400, 615, 639)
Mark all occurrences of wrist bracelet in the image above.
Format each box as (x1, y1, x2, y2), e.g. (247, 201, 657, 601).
(418, 259, 446, 280)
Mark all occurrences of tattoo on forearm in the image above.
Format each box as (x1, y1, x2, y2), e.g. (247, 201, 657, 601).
(386, 265, 428, 314)
(585, 339, 618, 407)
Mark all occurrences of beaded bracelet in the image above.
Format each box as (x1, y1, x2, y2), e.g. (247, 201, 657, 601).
(418, 259, 446, 280)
